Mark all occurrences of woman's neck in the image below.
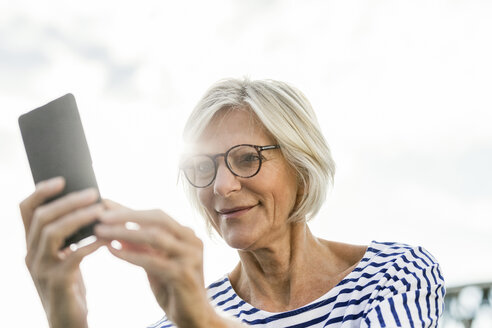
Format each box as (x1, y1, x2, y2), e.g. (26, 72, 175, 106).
(229, 221, 350, 312)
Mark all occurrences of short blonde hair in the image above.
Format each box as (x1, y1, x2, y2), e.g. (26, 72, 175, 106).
(182, 78, 335, 228)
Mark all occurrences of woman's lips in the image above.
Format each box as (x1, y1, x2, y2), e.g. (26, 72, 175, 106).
(217, 205, 256, 219)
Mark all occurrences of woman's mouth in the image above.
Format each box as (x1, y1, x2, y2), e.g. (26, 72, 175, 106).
(217, 205, 256, 219)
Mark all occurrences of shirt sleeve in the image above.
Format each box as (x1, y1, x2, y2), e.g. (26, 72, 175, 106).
(147, 315, 175, 328)
(361, 246, 446, 328)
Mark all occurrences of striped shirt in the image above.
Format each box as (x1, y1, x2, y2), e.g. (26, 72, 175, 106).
(149, 241, 445, 327)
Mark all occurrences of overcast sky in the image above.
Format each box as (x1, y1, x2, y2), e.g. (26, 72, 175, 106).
(1, 0, 491, 327)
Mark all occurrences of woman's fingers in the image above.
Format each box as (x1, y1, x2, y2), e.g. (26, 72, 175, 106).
(106, 243, 176, 277)
(102, 198, 126, 210)
(96, 206, 202, 262)
(27, 202, 103, 268)
(27, 189, 100, 252)
(95, 223, 185, 256)
(34, 203, 105, 259)
(99, 207, 191, 240)
(19, 180, 120, 327)
(29, 239, 106, 291)
(19, 177, 65, 237)
(93, 203, 207, 325)
(95, 205, 204, 282)
(61, 239, 107, 271)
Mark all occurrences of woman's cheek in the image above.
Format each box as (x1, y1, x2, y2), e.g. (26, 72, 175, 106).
(197, 189, 212, 211)
(197, 189, 220, 231)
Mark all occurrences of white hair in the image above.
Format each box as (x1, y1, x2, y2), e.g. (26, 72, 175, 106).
(182, 78, 335, 229)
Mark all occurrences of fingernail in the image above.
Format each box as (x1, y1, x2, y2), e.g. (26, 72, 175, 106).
(111, 240, 122, 250)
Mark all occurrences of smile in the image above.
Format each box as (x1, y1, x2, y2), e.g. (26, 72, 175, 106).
(216, 205, 257, 219)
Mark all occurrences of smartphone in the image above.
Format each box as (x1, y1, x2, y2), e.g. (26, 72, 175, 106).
(19, 94, 100, 249)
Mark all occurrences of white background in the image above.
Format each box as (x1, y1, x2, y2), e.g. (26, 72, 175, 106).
(1, 0, 491, 327)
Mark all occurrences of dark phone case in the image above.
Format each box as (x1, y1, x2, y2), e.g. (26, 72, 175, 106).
(18, 94, 100, 249)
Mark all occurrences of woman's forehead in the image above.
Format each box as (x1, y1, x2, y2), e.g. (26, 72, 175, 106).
(190, 109, 274, 153)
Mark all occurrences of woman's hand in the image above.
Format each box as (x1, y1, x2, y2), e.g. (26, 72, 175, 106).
(19, 177, 105, 328)
(94, 200, 220, 327)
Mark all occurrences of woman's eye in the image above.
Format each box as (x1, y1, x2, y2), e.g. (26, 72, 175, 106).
(239, 153, 261, 163)
(198, 162, 213, 172)
(195, 160, 214, 175)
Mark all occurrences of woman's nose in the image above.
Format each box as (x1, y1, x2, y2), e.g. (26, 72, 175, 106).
(213, 160, 241, 197)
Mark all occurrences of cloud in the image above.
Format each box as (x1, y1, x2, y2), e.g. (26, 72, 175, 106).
(0, 12, 143, 100)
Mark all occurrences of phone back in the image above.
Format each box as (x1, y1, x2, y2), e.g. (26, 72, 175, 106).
(19, 93, 99, 201)
(19, 94, 100, 248)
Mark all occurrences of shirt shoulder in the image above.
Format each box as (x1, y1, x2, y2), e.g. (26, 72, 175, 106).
(361, 241, 444, 287)
(359, 241, 446, 327)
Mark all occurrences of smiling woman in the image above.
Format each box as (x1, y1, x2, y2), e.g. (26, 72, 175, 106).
(193, 110, 298, 251)
(19, 78, 445, 328)
(182, 79, 336, 229)
(151, 78, 446, 327)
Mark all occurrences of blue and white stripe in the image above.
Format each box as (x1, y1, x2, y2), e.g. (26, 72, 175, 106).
(149, 241, 445, 327)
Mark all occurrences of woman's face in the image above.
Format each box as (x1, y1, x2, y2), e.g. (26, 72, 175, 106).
(193, 109, 299, 251)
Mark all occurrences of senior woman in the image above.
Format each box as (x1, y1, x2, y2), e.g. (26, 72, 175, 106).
(20, 78, 445, 327)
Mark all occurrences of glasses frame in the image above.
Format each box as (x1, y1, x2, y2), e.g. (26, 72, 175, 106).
(182, 144, 281, 188)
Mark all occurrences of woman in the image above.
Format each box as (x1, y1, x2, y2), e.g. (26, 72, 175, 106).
(20, 78, 445, 327)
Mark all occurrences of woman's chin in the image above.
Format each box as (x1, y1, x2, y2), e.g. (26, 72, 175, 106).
(222, 231, 256, 250)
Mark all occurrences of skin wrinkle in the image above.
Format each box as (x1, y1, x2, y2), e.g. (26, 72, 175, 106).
(196, 109, 297, 245)
(234, 224, 316, 310)
(205, 106, 258, 146)
(193, 108, 366, 313)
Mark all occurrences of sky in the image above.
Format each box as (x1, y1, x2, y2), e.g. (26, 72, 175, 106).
(1, 0, 491, 327)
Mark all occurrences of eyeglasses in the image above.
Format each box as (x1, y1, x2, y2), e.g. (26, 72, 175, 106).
(181, 144, 280, 188)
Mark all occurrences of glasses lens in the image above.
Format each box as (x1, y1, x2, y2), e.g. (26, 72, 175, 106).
(227, 145, 261, 177)
(183, 155, 216, 187)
